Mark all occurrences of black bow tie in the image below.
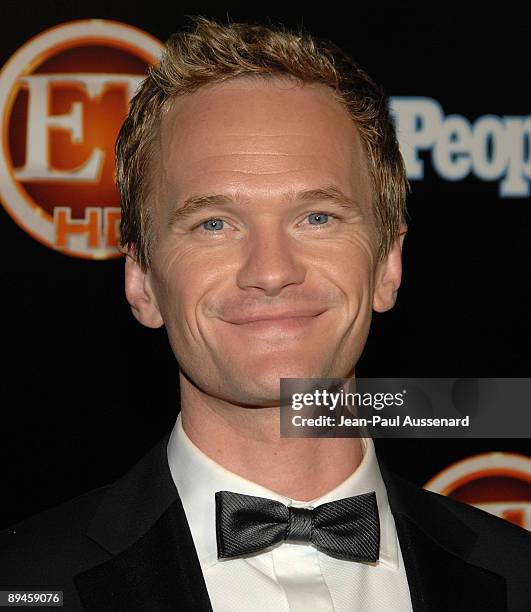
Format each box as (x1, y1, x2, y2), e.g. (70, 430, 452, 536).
(215, 490, 380, 562)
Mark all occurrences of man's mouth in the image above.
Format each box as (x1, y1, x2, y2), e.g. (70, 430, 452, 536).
(223, 309, 326, 334)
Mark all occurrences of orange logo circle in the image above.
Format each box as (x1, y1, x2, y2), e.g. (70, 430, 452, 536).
(425, 452, 531, 530)
(0, 20, 163, 259)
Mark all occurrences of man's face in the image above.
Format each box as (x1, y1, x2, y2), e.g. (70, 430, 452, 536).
(127, 77, 402, 406)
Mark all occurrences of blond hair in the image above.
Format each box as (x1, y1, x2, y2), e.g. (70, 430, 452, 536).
(116, 15, 410, 270)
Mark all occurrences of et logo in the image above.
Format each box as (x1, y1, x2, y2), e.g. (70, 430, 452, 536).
(425, 452, 531, 531)
(0, 20, 162, 259)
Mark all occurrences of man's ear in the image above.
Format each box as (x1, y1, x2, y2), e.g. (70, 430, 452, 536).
(373, 223, 408, 313)
(122, 246, 164, 328)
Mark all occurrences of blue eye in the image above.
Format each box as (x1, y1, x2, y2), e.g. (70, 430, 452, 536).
(202, 218, 224, 231)
(308, 212, 329, 225)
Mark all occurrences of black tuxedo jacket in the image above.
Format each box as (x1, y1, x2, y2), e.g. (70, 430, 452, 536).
(1, 430, 530, 611)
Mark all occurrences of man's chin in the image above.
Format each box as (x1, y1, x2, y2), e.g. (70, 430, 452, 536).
(216, 360, 330, 404)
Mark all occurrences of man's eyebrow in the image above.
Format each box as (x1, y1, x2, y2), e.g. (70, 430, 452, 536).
(169, 193, 235, 226)
(168, 185, 364, 226)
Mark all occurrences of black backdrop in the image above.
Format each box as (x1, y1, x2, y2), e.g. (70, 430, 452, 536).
(1, 1, 529, 529)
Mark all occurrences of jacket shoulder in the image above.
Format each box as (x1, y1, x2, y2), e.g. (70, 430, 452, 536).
(382, 464, 531, 566)
(0, 485, 111, 586)
(418, 484, 531, 561)
(421, 484, 528, 534)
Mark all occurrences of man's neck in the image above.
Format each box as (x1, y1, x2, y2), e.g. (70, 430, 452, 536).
(178, 375, 363, 501)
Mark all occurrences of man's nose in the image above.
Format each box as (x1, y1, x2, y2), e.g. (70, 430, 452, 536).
(235, 227, 306, 297)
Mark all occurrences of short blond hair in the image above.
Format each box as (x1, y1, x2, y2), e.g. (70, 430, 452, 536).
(116, 15, 410, 270)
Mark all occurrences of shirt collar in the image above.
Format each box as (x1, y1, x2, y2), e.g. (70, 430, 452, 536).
(167, 411, 399, 570)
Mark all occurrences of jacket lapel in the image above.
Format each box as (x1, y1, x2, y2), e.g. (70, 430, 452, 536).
(74, 432, 213, 611)
(379, 461, 507, 611)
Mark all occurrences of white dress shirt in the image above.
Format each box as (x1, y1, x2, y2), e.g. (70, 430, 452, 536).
(167, 412, 413, 612)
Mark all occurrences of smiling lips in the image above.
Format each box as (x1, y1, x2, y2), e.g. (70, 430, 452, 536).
(226, 310, 325, 333)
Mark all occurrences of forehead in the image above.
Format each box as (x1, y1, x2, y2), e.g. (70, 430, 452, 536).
(159, 76, 370, 201)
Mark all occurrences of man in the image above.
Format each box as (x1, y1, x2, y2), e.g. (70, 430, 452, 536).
(1, 16, 529, 612)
